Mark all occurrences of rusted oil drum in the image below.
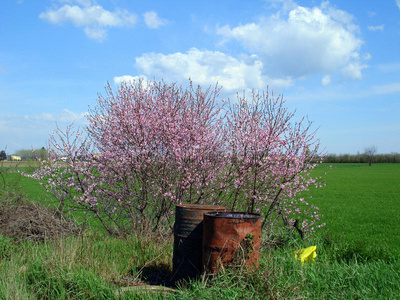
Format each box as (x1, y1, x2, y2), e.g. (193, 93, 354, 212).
(172, 204, 227, 282)
(202, 212, 261, 274)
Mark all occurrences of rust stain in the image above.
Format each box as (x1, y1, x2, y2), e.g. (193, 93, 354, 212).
(202, 212, 261, 274)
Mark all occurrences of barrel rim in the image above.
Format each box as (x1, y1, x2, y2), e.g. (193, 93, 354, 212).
(204, 211, 261, 219)
(176, 204, 227, 211)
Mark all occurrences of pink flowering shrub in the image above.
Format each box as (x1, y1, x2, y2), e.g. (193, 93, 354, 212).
(28, 79, 325, 236)
(221, 90, 325, 235)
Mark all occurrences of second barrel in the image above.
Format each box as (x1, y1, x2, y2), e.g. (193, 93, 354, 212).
(202, 212, 261, 274)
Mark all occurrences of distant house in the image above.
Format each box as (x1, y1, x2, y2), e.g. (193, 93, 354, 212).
(59, 156, 68, 162)
(10, 155, 22, 161)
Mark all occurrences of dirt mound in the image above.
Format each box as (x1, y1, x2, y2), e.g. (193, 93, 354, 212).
(0, 202, 81, 242)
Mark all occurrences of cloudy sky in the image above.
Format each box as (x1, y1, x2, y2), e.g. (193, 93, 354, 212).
(1, 0, 399, 155)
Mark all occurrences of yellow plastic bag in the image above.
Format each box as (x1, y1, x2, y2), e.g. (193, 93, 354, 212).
(294, 245, 317, 265)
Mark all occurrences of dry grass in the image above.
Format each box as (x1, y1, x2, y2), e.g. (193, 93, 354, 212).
(0, 161, 42, 169)
(0, 201, 81, 243)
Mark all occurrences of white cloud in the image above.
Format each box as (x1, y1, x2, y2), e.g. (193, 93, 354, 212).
(217, 2, 366, 82)
(114, 75, 145, 85)
(320, 1, 356, 27)
(368, 25, 384, 31)
(134, 48, 293, 91)
(342, 62, 366, 80)
(397, 0, 400, 10)
(39, 1, 137, 41)
(322, 75, 331, 86)
(113, 75, 152, 89)
(264, 0, 298, 12)
(143, 11, 167, 29)
(363, 53, 372, 61)
(84, 27, 107, 41)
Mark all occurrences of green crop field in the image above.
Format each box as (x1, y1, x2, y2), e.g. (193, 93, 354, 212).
(305, 163, 400, 253)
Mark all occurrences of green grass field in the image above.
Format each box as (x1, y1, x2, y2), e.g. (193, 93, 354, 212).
(1, 162, 399, 299)
(306, 163, 400, 253)
(2, 162, 400, 251)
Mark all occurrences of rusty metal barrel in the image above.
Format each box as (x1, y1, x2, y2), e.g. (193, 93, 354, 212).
(202, 212, 261, 274)
(172, 204, 227, 282)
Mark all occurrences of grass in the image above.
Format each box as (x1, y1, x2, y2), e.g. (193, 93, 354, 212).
(8, 162, 400, 250)
(1, 232, 399, 299)
(0, 162, 53, 207)
(0, 172, 53, 205)
(0, 232, 174, 299)
(1, 162, 400, 298)
(305, 163, 400, 254)
(0, 168, 112, 232)
(180, 242, 400, 299)
(0, 161, 42, 169)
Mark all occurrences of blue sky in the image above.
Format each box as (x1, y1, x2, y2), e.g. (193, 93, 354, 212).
(1, 0, 399, 155)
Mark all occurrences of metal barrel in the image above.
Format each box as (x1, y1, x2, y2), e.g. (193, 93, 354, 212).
(172, 204, 227, 283)
(202, 212, 261, 274)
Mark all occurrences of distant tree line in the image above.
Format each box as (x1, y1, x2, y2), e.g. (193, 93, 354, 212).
(322, 152, 400, 164)
(0, 150, 6, 161)
(10, 148, 48, 161)
(5, 146, 399, 164)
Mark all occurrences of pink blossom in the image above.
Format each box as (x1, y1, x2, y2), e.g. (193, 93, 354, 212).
(27, 79, 325, 235)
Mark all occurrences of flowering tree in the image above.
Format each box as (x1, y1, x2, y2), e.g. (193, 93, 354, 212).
(221, 90, 325, 235)
(85, 80, 226, 231)
(29, 79, 324, 236)
(27, 123, 116, 231)
(29, 80, 226, 233)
